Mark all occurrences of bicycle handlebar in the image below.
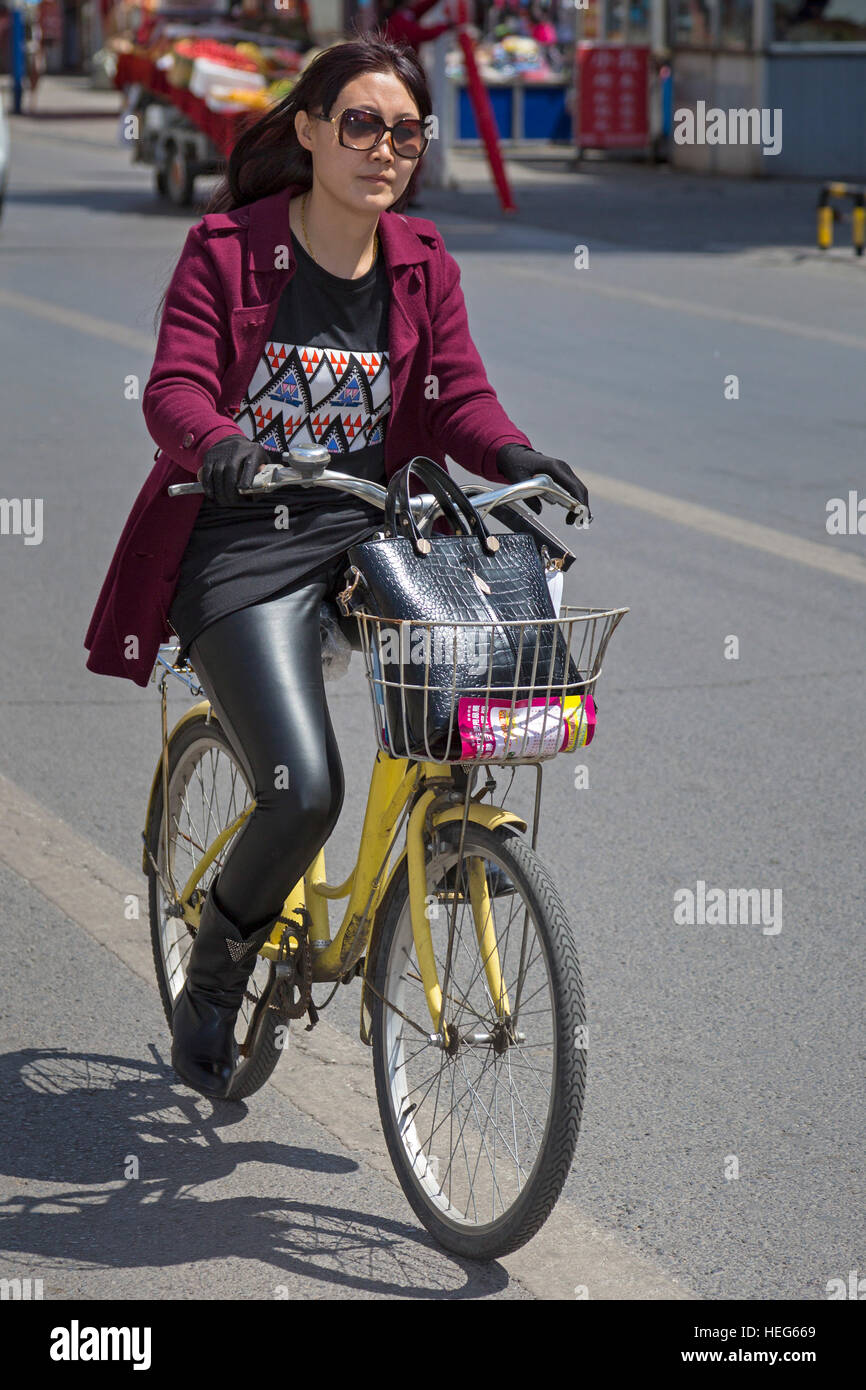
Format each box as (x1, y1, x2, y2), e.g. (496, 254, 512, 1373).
(166, 445, 591, 529)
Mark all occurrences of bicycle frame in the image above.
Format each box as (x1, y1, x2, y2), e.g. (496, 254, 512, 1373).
(151, 453, 601, 1042)
(143, 695, 528, 1040)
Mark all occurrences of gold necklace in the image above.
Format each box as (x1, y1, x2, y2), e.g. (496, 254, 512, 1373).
(300, 191, 378, 273)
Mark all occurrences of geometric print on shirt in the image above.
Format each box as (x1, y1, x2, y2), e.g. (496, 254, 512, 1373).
(233, 341, 391, 456)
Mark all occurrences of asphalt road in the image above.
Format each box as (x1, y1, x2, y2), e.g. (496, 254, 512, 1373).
(0, 91, 863, 1301)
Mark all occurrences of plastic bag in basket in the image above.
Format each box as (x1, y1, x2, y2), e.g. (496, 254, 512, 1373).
(319, 601, 353, 682)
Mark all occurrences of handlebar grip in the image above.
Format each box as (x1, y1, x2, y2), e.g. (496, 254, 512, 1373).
(167, 458, 283, 497)
(167, 480, 204, 496)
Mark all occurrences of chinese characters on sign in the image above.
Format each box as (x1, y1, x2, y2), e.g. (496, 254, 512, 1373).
(576, 43, 649, 149)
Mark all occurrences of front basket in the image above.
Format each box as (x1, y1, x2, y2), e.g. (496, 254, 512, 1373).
(350, 604, 628, 765)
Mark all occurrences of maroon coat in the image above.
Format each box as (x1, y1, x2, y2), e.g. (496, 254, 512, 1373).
(83, 181, 533, 686)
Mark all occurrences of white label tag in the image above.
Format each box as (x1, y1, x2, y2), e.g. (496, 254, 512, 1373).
(546, 567, 564, 613)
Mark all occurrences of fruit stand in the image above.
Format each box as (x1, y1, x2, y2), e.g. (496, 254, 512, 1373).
(112, 30, 303, 204)
(445, 18, 573, 145)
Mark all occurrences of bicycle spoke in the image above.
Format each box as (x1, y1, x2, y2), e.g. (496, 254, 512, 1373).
(375, 823, 584, 1245)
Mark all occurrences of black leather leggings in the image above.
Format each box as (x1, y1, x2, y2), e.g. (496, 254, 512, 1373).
(187, 565, 345, 938)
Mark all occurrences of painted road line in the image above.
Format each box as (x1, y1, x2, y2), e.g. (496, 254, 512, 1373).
(497, 256, 866, 353)
(7, 282, 856, 586)
(0, 287, 154, 353)
(0, 770, 696, 1300)
(579, 471, 866, 585)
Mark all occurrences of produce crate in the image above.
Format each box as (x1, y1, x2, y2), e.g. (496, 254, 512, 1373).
(114, 51, 251, 157)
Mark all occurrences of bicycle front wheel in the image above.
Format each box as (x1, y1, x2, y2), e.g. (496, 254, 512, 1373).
(370, 820, 586, 1260)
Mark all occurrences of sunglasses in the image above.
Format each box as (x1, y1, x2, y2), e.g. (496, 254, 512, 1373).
(314, 106, 429, 160)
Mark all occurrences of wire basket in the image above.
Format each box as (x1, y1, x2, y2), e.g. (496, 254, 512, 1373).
(351, 604, 628, 765)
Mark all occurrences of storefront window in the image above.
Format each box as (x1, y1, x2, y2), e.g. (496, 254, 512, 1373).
(774, 0, 866, 42)
(626, 0, 652, 39)
(672, 0, 715, 46)
(606, 0, 625, 38)
(605, 0, 651, 39)
(719, 0, 752, 46)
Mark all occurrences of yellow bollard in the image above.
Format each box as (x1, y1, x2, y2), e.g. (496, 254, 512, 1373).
(817, 203, 834, 250)
(817, 182, 866, 256)
(853, 198, 865, 257)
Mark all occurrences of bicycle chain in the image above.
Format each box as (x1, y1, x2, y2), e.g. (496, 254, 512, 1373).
(274, 909, 314, 1020)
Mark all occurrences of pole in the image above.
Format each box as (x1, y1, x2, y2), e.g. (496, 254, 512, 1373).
(11, 2, 26, 115)
(424, 30, 452, 190)
(454, 0, 516, 212)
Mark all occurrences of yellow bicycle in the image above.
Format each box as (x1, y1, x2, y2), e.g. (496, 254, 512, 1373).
(142, 449, 627, 1260)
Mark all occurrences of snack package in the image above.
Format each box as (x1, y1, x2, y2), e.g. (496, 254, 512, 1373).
(457, 692, 596, 761)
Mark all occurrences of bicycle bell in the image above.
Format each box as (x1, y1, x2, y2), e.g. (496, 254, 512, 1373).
(285, 444, 331, 479)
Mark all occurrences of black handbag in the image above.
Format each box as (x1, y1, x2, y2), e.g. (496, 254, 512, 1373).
(344, 457, 585, 761)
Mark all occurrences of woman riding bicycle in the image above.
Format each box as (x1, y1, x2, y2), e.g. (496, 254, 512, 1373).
(83, 28, 589, 1101)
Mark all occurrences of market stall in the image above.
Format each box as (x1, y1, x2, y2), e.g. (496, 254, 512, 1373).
(109, 2, 311, 201)
(445, 0, 573, 144)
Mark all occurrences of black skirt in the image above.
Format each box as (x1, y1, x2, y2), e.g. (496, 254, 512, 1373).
(167, 487, 384, 658)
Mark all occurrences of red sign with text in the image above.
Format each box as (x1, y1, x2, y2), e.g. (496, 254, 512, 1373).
(576, 43, 649, 149)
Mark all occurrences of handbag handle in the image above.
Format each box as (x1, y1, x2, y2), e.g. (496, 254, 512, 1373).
(385, 456, 499, 557)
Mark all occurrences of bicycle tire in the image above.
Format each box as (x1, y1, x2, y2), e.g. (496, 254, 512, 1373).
(370, 820, 586, 1260)
(144, 711, 291, 1101)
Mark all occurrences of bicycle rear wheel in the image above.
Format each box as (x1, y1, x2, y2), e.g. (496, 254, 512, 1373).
(370, 820, 586, 1259)
(144, 711, 292, 1101)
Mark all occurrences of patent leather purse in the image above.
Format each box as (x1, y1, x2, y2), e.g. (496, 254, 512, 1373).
(343, 457, 584, 761)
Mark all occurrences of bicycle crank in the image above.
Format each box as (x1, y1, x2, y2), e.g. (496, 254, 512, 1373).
(273, 907, 314, 1021)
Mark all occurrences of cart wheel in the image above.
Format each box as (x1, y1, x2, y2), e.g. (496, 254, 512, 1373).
(161, 144, 195, 207)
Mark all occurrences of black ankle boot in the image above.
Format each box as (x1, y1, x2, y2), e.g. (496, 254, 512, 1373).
(171, 877, 275, 1099)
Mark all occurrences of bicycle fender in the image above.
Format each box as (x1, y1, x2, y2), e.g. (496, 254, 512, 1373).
(433, 804, 528, 835)
(140, 699, 215, 873)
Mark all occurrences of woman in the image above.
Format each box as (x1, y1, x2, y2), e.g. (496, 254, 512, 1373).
(83, 30, 588, 1100)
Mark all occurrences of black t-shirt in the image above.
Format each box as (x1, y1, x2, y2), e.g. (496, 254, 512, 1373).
(168, 227, 391, 654)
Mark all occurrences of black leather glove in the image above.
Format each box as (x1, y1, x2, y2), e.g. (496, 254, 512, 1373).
(198, 435, 275, 507)
(496, 443, 591, 522)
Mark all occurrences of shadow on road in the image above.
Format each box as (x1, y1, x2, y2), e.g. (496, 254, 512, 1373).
(0, 1048, 512, 1298)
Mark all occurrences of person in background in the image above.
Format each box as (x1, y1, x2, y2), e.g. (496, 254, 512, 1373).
(529, 0, 557, 44)
(380, 0, 461, 55)
(0, 7, 10, 77)
(491, 0, 522, 38)
(24, 13, 45, 112)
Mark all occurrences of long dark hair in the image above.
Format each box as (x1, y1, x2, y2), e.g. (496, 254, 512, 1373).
(153, 28, 431, 331)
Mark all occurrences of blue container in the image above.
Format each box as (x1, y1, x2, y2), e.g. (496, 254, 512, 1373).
(522, 85, 570, 141)
(458, 84, 513, 140)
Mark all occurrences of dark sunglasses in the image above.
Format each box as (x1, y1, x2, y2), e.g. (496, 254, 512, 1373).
(315, 106, 429, 160)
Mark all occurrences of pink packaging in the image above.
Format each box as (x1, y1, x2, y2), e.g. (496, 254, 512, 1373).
(457, 692, 596, 761)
